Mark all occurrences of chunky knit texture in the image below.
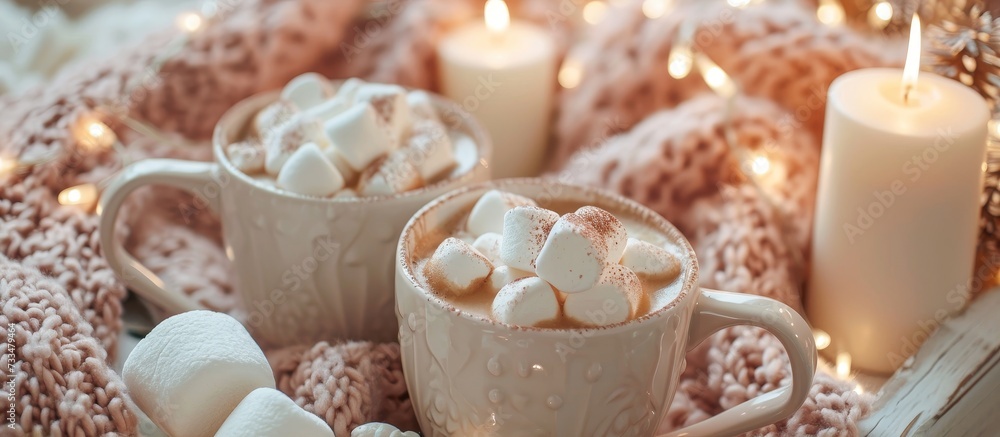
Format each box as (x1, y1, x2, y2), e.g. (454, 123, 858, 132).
(0, 0, 887, 435)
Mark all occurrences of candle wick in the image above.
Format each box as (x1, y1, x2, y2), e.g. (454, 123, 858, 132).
(902, 84, 913, 106)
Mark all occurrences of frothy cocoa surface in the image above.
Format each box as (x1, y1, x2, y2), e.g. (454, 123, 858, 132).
(413, 199, 686, 329)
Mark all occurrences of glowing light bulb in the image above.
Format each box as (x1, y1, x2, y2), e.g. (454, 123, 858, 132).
(75, 116, 116, 150)
(0, 156, 16, 176)
(868, 1, 893, 29)
(176, 12, 204, 33)
(58, 184, 99, 208)
(727, 0, 752, 8)
(853, 385, 865, 395)
(642, 0, 670, 19)
(582, 1, 608, 25)
(817, 0, 845, 26)
(749, 155, 771, 176)
(559, 57, 584, 89)
(485, 0, 510, 33)
(668, 44, 693, 79)
(836, 352, 852, 379)
(813, 329, 831, 351)
(695, 53, 736, 98)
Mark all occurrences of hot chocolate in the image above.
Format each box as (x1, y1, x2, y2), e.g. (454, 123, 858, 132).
(413, 189, 685, 329)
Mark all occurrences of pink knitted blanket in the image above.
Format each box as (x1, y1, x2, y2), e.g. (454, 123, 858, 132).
(1, 0, 887, 435)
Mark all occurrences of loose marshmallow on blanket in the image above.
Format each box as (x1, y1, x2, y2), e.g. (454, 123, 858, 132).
(472, 232, 502, 264)
(403, 118, 456, 181)
(253, 99, 298, 139)
(620, 237, 681, 280)
(216, 388, 334, 437)
(469, 190, 538, 236)
(499, 206, 559, 271)
(424, 237, 494, 296)
(563, 264, 644, 326)
(355, 83, 411, 143)
(406, 90, 439, 121)
(575, 206, 628, 263)
(535, 212, 611, 293)
(281, 72, 334, 110)
(226, 140, 265, 174)
(352, 422, 420, 437)
(122, 310, 275, 437)
(277, 143, 345, 197)
(265, 114, 330, 175)
(324, 103, 394, 171)
(488, 265, 535, 295)
(492, 277, 561, 326)
(357, 151, 424, 196)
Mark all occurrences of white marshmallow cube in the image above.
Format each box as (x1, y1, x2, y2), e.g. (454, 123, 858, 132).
(620, 237, 681, 280)
(216, 388, 334, 437)
(564, 264, 643, 327)
(424, 237, 494, 296)
(122, 310, 275, 437)
(226, 140, 265, 174)
(303, 96, 352, 122)
(575, 206, 628, 263)
(334, 77, 367, 101)
(488, 265, 534, 295)
(324, 146, 359, 186)
(499, 206, 559, 272)
(357, 151, 424, 196)
(535, 213, 609, 293)
(253, 100, 298, 140)
(265, 115, 330, 175)
(406, 90, 439, 121)
(277, 143, 345, 197)
(281, 72, 334, 110)
(471, 232, 502, 264)
(352, 422, 420, 437)
(324, 103, 394, 171)
(492, 277, 561, 327)
(469, 190, 538, 236)
(355, 83, 411, 144)
(403, 118, 456, 181)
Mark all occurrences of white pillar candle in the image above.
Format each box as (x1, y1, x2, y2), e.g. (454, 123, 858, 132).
(808, 19, 989, 374)
(437, 0, 556, 178)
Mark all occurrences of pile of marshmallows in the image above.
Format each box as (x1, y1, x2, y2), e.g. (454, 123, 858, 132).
(122, 310, 410, 437)
(227, 73, 458, 197)
(424, 190, 681, 328)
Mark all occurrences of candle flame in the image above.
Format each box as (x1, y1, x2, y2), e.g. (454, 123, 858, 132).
(695, 53, 736, 99)
(485, 0, 510, 33)
(836, 352, 852, 379)
(58, 184, 99, 208)
(902, 14, 921, 104)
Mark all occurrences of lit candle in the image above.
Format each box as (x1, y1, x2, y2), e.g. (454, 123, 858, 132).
(807, 16, 989, 374)
(437, 0, 556, 178)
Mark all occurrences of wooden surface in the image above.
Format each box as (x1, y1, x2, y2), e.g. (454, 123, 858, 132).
(858, 289, 1000, 436)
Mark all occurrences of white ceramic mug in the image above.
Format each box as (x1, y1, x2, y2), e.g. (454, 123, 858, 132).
(99, 89, 491, 346)
(395, 179, 816, 437)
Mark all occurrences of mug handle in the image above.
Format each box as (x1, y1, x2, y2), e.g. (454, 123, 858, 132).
(658, 288, 817, 437)
(98, 158, 220, 315)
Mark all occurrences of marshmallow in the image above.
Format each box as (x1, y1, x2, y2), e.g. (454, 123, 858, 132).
(324, 103, 394, 171)
(575, 206, 628, 263)
(488, 265, 534, 295)
(253, 100, 298, 139)
(620, 237, 681, 280)
(471, 232, 502, 264)
(265, 114, 330, 175)
(406, 90, 439, 121)
(357, 151, 424, 196)
(499, 206, 559, 271)
(324, 146, 360, 185)
(226, 140, 265, 174)
(122, 310, 275, 437)
(424, 237, 494, 296)
(492, 277, 561, 326)
(355, 83, 411, 143)
(403, 118, 456, 181)
(563, 264, 644, 326)
(303, 95, 352, 122)
(216, 388, 334, 437)
(469, 190, 539, 236)
(277, 143, 345, 197)
(334, 77, 367, 101)
(352, 422, 420, 437)
(281, 72, 334, 110)
(334, 188, 358, 199)
(535, 213, 609, 293)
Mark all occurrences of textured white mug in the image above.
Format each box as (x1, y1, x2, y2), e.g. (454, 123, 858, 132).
(395, 179, 816, 437)
(99, 88, 491, 346)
